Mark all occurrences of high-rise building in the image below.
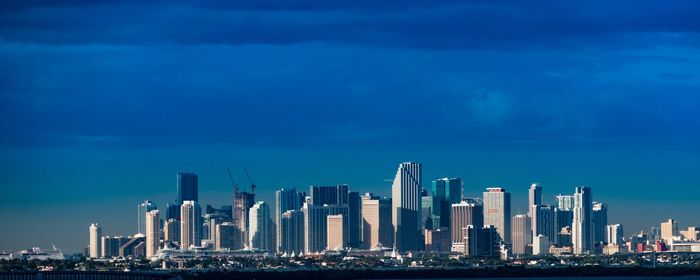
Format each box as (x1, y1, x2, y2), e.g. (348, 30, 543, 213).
(163, 219, 180, 243)
(512, 214, 531, 256)
(204, 213, 228, 243)
(327, 214, 345, 250)
(572, 186, 592, 254)
(101, 236, 130, 258)
(145, 210, 160, 258)
(180, 200, 201, 249)
(119, 235, 145, 258)
(531, 205, 556, 244)
(280, 210, 305, 254)
(483, 187, 511, 243)
(528, 183, 542, 216)
(421, 189, 435, 230)
(661, 218, 678, 244)
(391, 162, 422, 252)
(606, 224, 623, 245)
(424, 228, 451, 252)
(177, 172, 198, 204)
(138, 200, 157, 234)
(554, 208, 573, 240)
(303, 203, 349, 253)
(533, 234, 549, 255)
(450, 199, 483, 253)
(166, 203, 180, 221)
(275, 188, 303, 252)
(233, 191, 255, 246)
(215, 222, 241, 250)
(89, 223, 102, 258)
(556, 195, 574, 211)
(347, 191, 362, 248)
(310, 185, 349, 206)
(431, 177, 462, 229)
(249, 201, 272, 251)
(361, 193, 393, 249)
(592, 202, 608, 245)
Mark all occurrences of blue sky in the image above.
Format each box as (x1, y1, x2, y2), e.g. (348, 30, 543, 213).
(0, 1, 699, 252)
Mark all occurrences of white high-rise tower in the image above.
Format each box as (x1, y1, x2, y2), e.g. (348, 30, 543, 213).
(180, 200, 201, 249)
(391, 162, 422, 252)
(146, 210, 160, 258)
(572, 186, 592, 254)
(249, 201, 272, 251)
(88, 223, 102, 258)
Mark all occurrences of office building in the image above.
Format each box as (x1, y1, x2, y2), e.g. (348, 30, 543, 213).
(361, 194, 393, 249)
(592, 202, 608, 244)
(275, 188, 303, 252)
(483, 187, 511, 243)
(303, 203, 349, 253)
(512, 214, 531, 255)
(310, 185, 349, 206)
(528, 183, 542, 216)
(233, 191, 255, 246)
(533, 234, 549, 255)
(555, 208, 573, 240)
(177, 172, 198, 204)
(138, 200, 157, 234)
(451, 199, 483, 253)
(606, 224, 623, 245)
(347, 191, 362, 247)
(421, 189, 435, 230)
(431, 177, 462, 229)
(572, 186, 592, 254)
(424, 228, 451, 252)
(249, 201, 272, 251)
(180, 200, 201, 249)
(89, 223, 102, 258)
(556, 195, 574, 211)
(391, 162, 422, 252)
(163, 219, 180, 243)
(280, 210, 305, 254)
(101, 236, 130, 258)
(661, 219, 678, 244)
(145, 210, 160, 258)
(215, 222, 241, 250)
(531, 204, 556, 244)
(327, 214, 345, 250)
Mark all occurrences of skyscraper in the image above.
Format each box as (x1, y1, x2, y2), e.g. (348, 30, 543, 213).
(233, 191, 255, 246)
(215, 222, 241, 250)
(512, 214, 531, 255)
(528, 183, 542, 216)
(531, 204, 556, 244)
(180, 200, 201, 249)
(556, 195, 574, 211)
(249, 201, 272, 251)
(310, 185, 349, 205)
(327, 214, 345, 250)
(347, 191, 362, 248)
(606, 224, 623, 245)
(483, 187, 511, 243)
(592, 202, 608, 245)
(391, 162, 422, 252)
(280, 210, 305, 254)
(450, 199, 483, 253)
(89, 223, 102, 258)
(275, 188, 302, 252)
(177, 173, 198, 204)
(361, 193, 393, 249)
(145, 210, 160, 258)
(303, 203, 349, 253)
(661, 218, 678, 244)
(431, 177, 462, 228)
(138, 200, 157, 234)
(163, 219, 180, 243)
(572, 186, 592, 254)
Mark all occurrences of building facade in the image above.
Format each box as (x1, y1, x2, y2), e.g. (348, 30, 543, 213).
(391, 162, 422, 252)
(483, 187, 511, 244)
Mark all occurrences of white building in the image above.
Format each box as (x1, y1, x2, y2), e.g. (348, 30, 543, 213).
(533, 234, 549, 255)
(483, 187, 511, 243)
(572, 186, 592, 254)
(145, 210, 160, 258)
(180, 200, 201, 249)
(89, 223, 102, 258)
(249, 201, 272, 251)
(606, 224, 623, 245)
(391, 162, 422, 252)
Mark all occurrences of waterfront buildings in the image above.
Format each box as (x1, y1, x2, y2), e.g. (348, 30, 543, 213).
(215, 222, 240, 250)
(528, 183, 542, 216)
(606, 224, 623, 245)
(249, 201, 272, 251)
(450, 199, 483, 253)
(531, 204, 556, 245)
(432, 177, 462, 229)
(177, 173, 198, 204)
(361, 193, 393, 249)
(483, 187, 511, 243)
(303, 203, 349, 253)
(280, 210, 305, 254)
(137, 200, 157, 234)
(275, 188, 303, 252)
(391, 162, 423, 252)
(180, 200, 201, 249)
(233, 191, 255, 247)
(163, 219, 180, 243)
(327, 214, 345, 250)
(592, 202, 608, 245)
(512, 214, 531, 255)
(661, 218, 679, 244)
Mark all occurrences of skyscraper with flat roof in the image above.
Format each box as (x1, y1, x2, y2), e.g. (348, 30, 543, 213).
(391, 162, 422, 252)
(361, 193, 393, 249)
(531, 204, 556, 244)
(89, 223, 102, 258)
(528, 183, 542, 216)
(215, 222, 241, 250)
(327, 214, 345, 250)
(280, 210, 304, 254)
(275, 188, 303, 252)
(606, 224, 623, 245)
(347, 191, 362, 247)
(138, 200, 157, 234)
(572, 186, 592, 254)
(145, 210, 160, 258)
(512, 214, 531, 255)
(661, 218, 678, 244)
(432, 177, 462, 228)
(483, 187, 511, 243)
(450, 199, 483, 253)
(249, 201, 272, 251)
(592, 202, 608, 245)
(177, 173, 198, 204)
(180, 200, 201, 249)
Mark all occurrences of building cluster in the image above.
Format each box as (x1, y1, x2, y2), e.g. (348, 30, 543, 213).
(86, 163, 700, 260)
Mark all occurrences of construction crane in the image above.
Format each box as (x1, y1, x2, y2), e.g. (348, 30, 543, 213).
(244, 168, 256, 194)
(227, 168, 239, 196)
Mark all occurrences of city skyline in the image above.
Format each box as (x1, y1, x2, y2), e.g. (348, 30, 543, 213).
(1, 0, 699, 255)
